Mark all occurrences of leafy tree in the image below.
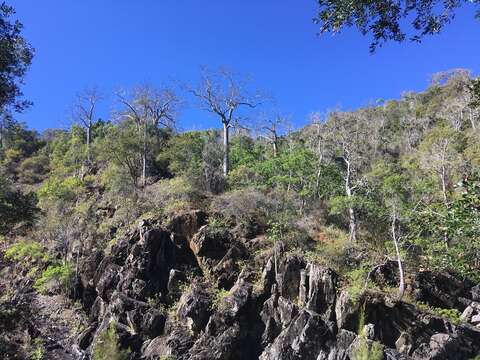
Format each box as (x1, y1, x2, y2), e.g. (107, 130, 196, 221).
(156, 131, 205, 178)
(368, 160, 410, 300)
(414, 173, 480, 280)
(0, 2, 34, 151)
(321, 110, 374, 242)
(0, 121, 44, 180)
(417, 124, 464, 204)
(256, 145, 317, 212)
(45, 126, 85, 177)
(0, 3, 33, 113)
(315, 0, 480, 51)
(98, 120, 143, 187)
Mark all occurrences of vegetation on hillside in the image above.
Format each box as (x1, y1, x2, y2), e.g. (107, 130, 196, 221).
(1, 67, 479, 288)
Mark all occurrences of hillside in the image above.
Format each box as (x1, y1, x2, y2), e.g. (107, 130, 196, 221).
(1, 70, 480, 359)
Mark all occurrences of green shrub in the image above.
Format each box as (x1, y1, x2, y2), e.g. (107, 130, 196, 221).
(4, 241, 50, 264)
(160, 356, 177, 360)
(93, 322, 131, 360)
(352, 307, 383, 360)
(30, 338, 45, 360)
(415, 302, 462, 325)
(353, 339, 383, 360)
(37, 176, 84, 203)
(305, 226, 350, 271)
(210, 288, 230, 311)
(144, 177, 201, 214)
(345, 266, 370, 304)
(34, 262, 73, 294)
(18, 154, 49, 184)
(0, 176, 39, 235)
(434, 308, 462, 325)
(207, 215, 230, 236)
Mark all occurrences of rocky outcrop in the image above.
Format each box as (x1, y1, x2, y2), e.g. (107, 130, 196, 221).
(63, 212, 480, 360)
(413, 271, 475, 311)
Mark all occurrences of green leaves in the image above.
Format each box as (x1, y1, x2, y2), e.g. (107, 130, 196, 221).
(413, 173, 480, 281)
(37, 176, 84, 203)
(315, 0, 476, 52)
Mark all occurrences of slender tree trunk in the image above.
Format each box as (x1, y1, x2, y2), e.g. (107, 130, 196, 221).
(469, 110, 476, 130)
(345, 159, 357, 242)
(142, 122, 147, 188)
(86, 121, 92, 164)
(273, 138, 278, 157)
(391, 213, 405, 301)
(441, 164, 448, 205)
(273, 239, 278, 280)
(223, 122, 229, 176)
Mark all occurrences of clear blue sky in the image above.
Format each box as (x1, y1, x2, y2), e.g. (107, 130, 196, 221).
(10, 0, 480, 132)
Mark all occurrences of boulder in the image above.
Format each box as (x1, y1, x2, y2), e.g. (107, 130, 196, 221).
(260, 309, 335, 360)
(276, 255, 306, 301)
(305, 264, 337, 321)
(177, 283, 212, 334)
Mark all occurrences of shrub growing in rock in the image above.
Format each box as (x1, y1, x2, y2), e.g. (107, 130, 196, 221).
(34, 262, 73, 294)
(92, 322, 130, 360)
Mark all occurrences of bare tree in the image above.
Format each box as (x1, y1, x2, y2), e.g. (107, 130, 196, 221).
(117, 86, 178, 187)
(257, 113, 289, 157)
(73, 87, 102, 164)
(189, 68, 262, 176)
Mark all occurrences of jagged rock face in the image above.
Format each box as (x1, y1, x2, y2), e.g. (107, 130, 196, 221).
(260, 309, 336, 360)
(413, 271, 475, 311)
(69, 212, 480, 360)
(305, 264, 337, 321)
(176, 282, 212, 334)
(189, 225, 248, 289)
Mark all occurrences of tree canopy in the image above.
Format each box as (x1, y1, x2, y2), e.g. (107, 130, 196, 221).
(315, 0, 480, 51)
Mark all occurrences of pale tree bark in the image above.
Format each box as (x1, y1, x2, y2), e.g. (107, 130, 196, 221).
(391, 211, 405, 301)
(307, 115, 327, 197)
(117, 86, 178, 188)
(223, 121, 230, 176)
(316, 110, 373, 243)
(344, 156, 357, 243)
(73, 87, 102, 165)
(189, 68, 262, 177)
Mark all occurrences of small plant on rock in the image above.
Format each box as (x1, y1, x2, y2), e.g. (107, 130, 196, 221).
(92, 321, 130, 360)
(352, 307, 383, 360)
(34, 262, 73, 294)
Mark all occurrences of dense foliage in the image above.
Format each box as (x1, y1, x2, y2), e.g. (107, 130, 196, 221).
(315, 0, 480, 51)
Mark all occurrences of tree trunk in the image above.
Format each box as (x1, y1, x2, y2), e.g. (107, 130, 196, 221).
(469, 110, 476, 130)
(273, 138, 278, 157)
(345, 159, 357, 242)
(223, 122, 229, 176)
(441, 164, 448, 205)
(391, 213, 405, 301)
(142, 122, 147, 188)
(86, 121, 92, 164)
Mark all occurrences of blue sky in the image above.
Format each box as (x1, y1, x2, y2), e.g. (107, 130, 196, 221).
(10, 0, 480, 132)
